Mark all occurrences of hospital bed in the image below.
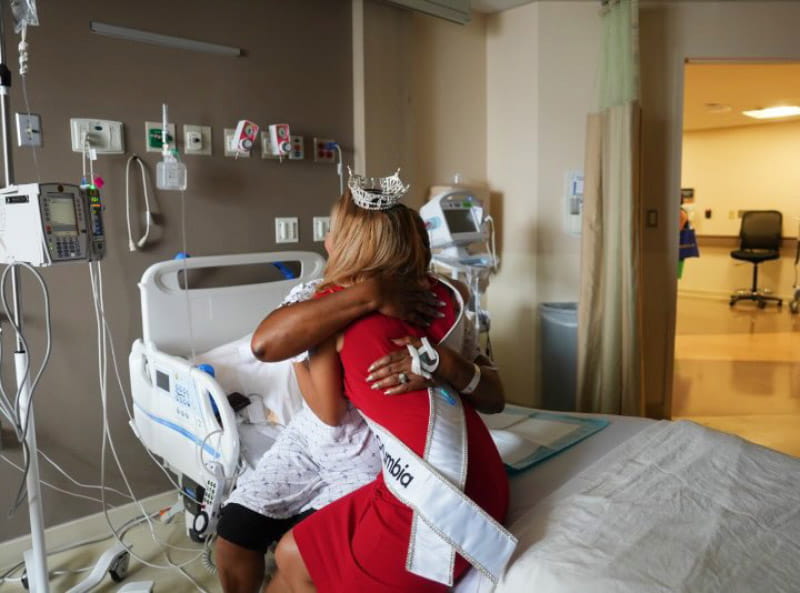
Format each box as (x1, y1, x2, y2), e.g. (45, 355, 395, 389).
(128, 252, 800, 592)
(128, 251, 325, 540)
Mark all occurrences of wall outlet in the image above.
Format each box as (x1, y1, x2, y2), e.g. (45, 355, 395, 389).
(224, 128, 250, 157)
(183, 124, 212, 156)
(289, 135, 305, 160)
(145, 121, 176, 153)
(261, 131, 279, 159)
(275, 217, 299, 243)
(313, 216, 330, 242)
(16, 113, 42, 147)
(313, 137, 336, 163)
(70, 118, 125, 153)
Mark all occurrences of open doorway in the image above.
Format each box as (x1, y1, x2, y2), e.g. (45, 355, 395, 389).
(672, 61, 800, 457)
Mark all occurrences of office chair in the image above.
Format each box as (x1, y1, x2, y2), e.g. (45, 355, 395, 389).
(729, 210, 783, 309)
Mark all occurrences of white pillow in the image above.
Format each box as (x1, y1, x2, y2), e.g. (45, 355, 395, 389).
(195, 333, 305, 426)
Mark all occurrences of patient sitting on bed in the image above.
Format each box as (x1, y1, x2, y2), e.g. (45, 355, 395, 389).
(215, 215, 504, 593)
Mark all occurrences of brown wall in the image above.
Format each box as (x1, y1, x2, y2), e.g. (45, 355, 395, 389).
(1, 0, 352, 541)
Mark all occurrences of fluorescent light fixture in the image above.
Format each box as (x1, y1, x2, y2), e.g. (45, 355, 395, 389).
(742, 105, 800, 120)
(89, 22, 242, 57)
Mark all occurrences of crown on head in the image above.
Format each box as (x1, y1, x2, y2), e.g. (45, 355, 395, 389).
(347, 167, 410, 211)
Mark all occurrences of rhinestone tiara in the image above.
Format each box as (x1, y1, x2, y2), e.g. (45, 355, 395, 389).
(347, 167, 410, 211)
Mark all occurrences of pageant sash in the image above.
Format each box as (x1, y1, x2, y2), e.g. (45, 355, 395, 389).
(364, 391, 517, 585)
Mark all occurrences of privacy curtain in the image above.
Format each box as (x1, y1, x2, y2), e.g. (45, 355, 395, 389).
(577, 0, 643, 415)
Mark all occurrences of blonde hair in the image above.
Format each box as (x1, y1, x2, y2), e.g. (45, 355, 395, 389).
(322, 191, 431, 289)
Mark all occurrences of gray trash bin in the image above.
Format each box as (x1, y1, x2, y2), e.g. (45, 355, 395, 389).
(539, 302, 578, 411)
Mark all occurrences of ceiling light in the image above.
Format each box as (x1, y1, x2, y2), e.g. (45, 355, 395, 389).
(742, 106, 800, 120)
(90, 22, 242, 57)
(704, 103, 731, 113)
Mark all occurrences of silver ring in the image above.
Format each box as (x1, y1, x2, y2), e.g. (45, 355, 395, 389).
(398, 372, 409, 384)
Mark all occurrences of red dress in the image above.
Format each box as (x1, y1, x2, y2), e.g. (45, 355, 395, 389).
(293, 279, 509, 593)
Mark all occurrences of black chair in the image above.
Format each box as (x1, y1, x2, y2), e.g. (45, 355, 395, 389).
(729, 210, 783, 309)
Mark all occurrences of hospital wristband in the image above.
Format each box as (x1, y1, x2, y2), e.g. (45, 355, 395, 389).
(460, 363, 481, 395)
(408, 337, 440, 379)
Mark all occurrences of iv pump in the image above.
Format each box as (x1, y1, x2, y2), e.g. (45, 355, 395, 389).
(0, 182, 105, 266)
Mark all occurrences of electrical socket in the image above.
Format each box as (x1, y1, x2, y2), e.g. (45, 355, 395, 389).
(145, 121, 176, 153)
(183, 124, 212, 156)
(261, 131, 279, 159)
(224, 128, 249, 158)
(70, 118, 125, 153)
(313, 138, 336, 163)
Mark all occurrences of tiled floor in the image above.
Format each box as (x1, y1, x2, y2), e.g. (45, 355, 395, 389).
(0, 493, 221, 593)
(673, 295, 800, 458)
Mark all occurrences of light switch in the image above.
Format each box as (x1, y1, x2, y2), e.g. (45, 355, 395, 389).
(313, 216, 330, 242)
(275, 217, 299, 243)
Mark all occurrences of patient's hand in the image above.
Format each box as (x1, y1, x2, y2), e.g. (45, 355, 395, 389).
(366, 337, 432, 395)
(366, 277, 445, 327)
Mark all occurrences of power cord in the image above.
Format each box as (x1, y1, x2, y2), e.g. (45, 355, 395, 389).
(0, 262, 53, 516)
(125, 155, 154, 251)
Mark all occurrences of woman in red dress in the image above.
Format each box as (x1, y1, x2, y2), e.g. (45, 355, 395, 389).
(266, 183, 510, 593)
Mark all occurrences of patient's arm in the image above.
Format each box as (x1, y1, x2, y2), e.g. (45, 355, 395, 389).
(292, 361, 315, 402)
(306, 337, 348, 426)
(252, 278, 442, 362)
(367, 341, 505, 414)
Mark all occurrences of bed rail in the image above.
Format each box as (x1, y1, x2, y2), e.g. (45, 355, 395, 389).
(139, 251, 325, 356)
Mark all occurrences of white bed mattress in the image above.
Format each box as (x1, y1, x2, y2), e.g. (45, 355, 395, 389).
(455, 410, 653, 592)
(504, 410, 654, 524)
(460, 416, 800, 593)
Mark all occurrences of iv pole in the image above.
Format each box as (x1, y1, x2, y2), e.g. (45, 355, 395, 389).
(0, 6, 146, 592)
(0, 4, 51, 593)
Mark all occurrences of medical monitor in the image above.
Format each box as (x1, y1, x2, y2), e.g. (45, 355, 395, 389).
(420, 190, 487, 250)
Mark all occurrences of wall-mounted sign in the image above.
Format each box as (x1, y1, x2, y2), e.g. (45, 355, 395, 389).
(680, 188, 695, 203)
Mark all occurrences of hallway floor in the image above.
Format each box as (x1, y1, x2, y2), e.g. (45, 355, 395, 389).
(672, 295, 800, 458)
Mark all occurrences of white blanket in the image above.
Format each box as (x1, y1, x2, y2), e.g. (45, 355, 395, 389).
(484, 420, 800, 593)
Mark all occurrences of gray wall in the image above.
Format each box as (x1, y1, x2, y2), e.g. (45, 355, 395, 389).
(1, 0, 352, 542)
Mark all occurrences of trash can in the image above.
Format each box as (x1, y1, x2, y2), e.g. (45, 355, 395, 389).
(539, 302, 578, 411)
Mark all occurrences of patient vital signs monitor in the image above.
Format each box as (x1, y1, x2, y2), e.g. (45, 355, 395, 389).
(0, 182, 105, 266)
(422, 190, 488, 254)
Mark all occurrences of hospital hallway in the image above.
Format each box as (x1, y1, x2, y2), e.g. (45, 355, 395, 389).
(672, 295, 800, 458)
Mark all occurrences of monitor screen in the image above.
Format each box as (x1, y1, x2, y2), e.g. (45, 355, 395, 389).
(443, 208, 478, 234)
(48, 195, 78, 228)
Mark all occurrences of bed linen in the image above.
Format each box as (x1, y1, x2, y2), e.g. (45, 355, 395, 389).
(466, 419, 800, 593)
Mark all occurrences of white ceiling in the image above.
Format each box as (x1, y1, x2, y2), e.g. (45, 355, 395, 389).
(683, 62, 800, 132)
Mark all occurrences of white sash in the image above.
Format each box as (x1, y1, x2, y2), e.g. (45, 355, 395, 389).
(434, 275, 466, 357)
(364, 388, 517, 586)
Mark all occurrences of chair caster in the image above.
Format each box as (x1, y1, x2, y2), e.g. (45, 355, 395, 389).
(729, 299, 736, 307)
(758, 300, 767, 309)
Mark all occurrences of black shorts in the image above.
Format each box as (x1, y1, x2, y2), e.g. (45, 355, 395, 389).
(216, 503, 316, 553)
